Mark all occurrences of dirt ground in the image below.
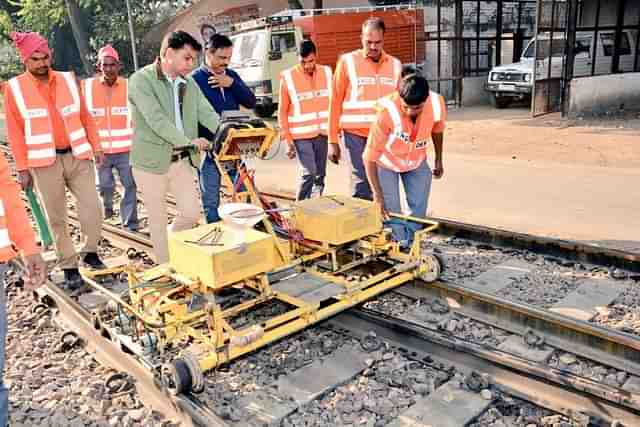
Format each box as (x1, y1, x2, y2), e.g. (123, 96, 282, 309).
(444, 105, 640, 169)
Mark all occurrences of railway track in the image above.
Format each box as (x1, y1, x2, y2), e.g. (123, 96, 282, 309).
(39, 205, 640, 426)
(3, 142, 640, 425)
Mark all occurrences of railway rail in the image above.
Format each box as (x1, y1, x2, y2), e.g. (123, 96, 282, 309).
(3, 142, 640, 425)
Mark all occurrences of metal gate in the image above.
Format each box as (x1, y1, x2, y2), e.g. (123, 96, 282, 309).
(532, 0, 571, 115)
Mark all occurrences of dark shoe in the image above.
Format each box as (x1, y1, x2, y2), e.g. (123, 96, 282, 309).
(104, 209, 115, 219)
(63, 268, 84, 290)
(83, 252, 107, 270)
(126, 223, 140, 232)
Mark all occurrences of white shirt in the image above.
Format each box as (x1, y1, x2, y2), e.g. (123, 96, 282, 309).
(166, 74, 187, 134)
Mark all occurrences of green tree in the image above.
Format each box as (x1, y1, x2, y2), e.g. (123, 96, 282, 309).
(2, 0, 195, 77)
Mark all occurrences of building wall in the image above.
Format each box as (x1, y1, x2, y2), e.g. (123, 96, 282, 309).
(568, 72, 640, 117)
(579, 0, 640, 27)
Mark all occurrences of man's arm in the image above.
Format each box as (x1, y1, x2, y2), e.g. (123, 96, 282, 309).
(0, 153, 39, 257)
(277, 75, 293, 146)
(128, 73, 191, 147)
(363, 111, 391, 217)
(328, 58, 348, 145)
(229, 70, 256, 109)
(3, 84, 29, 172)
(431, 96, 446, 178)
(78, 83, 102, 153)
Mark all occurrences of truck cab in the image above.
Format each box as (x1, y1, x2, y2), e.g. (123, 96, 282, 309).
(229, 16, 303, 118)
(485, 29, 638, 108)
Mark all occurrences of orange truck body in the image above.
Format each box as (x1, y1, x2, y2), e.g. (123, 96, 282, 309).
(294, 9, 425, 69)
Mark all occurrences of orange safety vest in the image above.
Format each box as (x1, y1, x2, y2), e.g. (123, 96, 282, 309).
(83, 77, 133, 154)
(375, 91, 444, 173)
(0, 199, 16, 261)
(281, 65, 332, 140)
(339, 50, 402, 130)
(7, 71, 93, 168)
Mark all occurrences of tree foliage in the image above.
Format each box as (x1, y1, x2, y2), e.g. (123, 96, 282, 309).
(1, 0, 195, 78)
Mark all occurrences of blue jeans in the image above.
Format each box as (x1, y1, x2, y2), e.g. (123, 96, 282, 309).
(199, 153, 222, 224)
(343, 132, 373, 201)
(294, 136, 328, 200)
(97, 152, 139, 230)
(0, 263, 8, 427)
(199, 155, 244, 224)
(378, 160, 433, 246)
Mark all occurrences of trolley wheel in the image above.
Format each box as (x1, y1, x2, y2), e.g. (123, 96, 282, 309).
(182, 351, 205, 394)
(161, 359, 193, 395)
(419, 253, 443, 283)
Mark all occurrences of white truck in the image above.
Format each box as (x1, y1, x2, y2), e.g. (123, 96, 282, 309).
(229, 16, 303, 118)
(485, 29, 638, 108)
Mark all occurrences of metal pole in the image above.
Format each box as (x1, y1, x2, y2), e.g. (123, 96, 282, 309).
(125, 0, 139, 71)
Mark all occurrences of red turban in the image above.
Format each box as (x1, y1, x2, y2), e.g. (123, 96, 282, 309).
(98, 44, 120, 63)
(10, 32, 50, 63)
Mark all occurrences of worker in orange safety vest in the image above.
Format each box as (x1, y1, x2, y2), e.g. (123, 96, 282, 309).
(82, 45, 139, 231)
(278, 39, 332, 200)
(363, 71, 447, 247)
(0, 150, 48, 427)
(327, 17, 402, 200)
(4, 31, 106, 290)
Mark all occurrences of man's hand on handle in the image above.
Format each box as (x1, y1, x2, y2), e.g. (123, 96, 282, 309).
(433, 159, 444, 179)
(373, 192, 389, 221)
(22, 253, 47, 291)
(192, 138, 211, 151)
(286, 143, 296, 159)
(94, 150, 105, 168)
(18, 170, 32, 191)
(329, 143, 341, 165)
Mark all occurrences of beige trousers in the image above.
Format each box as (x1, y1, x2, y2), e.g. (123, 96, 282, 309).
(31, 153, 103, 269)
(133, 160, 201, 264)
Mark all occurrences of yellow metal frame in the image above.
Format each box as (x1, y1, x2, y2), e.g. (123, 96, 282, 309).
(216, 126, 276, 162)
(78, 123, 442, 386)
(81, 218, 438, 376)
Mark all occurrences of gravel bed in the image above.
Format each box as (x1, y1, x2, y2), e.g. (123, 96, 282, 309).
(548, 351, 629, 388)
(495, 269, 583, 309)
(282, 344, 452, 427)
(423, 236, 512, 281)
(424, 235, 636, 312)
(592, 283, 640, 337)
(469, 393, 580, 427)
(4, 267, 178, 427)
(228, 299, 292, 330)
(200, 328, 355, 420)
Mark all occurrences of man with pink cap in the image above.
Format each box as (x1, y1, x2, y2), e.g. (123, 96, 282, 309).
(3, 31, 107, 289)
(82, 45, 139, 231)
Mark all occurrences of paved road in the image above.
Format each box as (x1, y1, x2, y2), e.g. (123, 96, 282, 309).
(253, 136, 640, 253)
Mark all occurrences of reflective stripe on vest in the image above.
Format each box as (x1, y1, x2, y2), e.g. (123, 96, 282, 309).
(376, 92, 442, 173)
(283, 65, 332, 140)
(84, 77, 133, 154)
(340, 51, 402, 129)
(0, 199, 15, 261)
(8, 71, 92, 168)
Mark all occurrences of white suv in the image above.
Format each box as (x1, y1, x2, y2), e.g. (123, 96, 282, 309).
(485, 29, 638, 108)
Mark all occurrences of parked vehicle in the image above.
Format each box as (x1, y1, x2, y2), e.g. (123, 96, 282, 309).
(485, 29, 638, 108)
(229, 7, 424, 118)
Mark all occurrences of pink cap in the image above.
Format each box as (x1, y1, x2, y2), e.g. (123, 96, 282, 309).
(10, 32, 50, 63)
(98, 44, 120, 63)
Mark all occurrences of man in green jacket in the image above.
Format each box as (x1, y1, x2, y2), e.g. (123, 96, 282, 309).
(128, 31, 220, 263)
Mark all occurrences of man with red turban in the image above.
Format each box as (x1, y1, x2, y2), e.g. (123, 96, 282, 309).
(3, 32, 107, 289)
